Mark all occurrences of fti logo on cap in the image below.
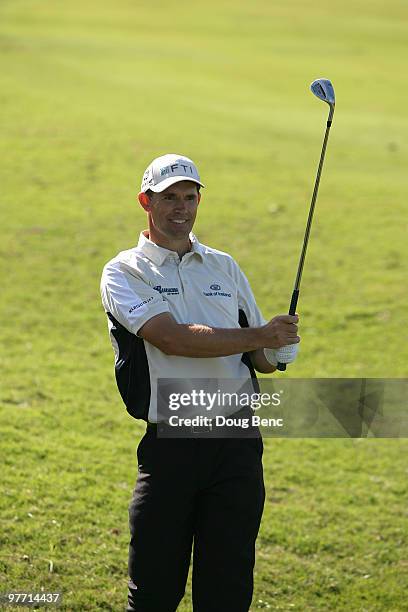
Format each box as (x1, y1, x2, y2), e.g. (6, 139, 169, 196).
(140, 154, 204, 193)
(160, 163, 195, 177)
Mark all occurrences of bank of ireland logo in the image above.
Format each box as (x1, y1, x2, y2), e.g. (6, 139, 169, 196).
(203, 284, 232, 298)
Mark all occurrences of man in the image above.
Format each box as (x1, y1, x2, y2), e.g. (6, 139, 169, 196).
(100, 154, 300, 612)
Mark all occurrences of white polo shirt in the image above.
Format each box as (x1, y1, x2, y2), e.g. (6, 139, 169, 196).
(100, 231, 266, 422)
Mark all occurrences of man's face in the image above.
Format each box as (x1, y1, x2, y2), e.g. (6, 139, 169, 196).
(145, 181, 200, 242)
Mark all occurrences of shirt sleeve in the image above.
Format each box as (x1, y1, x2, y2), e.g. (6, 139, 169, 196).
(235, 264, 267, 328)
(100, 260, 170, 336)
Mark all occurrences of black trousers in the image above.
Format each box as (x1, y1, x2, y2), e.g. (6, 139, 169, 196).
(126, 429, 265, 612)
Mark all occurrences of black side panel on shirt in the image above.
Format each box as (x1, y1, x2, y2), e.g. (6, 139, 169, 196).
(238, 309, 260, 394)
(107, 312, 150, 421)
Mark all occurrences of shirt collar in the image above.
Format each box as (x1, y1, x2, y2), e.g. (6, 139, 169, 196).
(137, 230, 204, 265)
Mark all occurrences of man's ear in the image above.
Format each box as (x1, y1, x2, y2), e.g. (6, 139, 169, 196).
(138, 192, 150, 211)
(197, 192, 201, 205)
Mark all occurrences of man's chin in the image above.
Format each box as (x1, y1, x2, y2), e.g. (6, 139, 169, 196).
(166, 223, 192, 237)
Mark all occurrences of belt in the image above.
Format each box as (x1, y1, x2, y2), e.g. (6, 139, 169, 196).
(146, 421, 213, 435)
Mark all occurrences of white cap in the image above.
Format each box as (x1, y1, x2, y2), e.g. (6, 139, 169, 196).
(140, 154, 205, 193)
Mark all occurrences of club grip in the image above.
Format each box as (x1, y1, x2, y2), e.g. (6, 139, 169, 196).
(288, 289, 299, 316)
(277, 290, 299, 371)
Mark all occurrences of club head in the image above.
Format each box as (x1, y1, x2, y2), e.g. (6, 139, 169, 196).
(310, 78, 335, 107)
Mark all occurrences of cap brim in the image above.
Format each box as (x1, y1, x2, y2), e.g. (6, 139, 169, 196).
(144, 176, 205, 193)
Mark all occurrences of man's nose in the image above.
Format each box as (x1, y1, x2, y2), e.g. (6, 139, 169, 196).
(173, 197, 188, 210)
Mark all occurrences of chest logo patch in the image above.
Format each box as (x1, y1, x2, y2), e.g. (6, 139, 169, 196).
(204, 284, 232, 298)
(153, 285, 180, 295)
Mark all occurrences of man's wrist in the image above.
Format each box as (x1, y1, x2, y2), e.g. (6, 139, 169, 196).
(244, 325, 268, 353)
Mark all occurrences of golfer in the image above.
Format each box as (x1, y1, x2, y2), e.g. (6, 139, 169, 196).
(100, 154, 300, 611)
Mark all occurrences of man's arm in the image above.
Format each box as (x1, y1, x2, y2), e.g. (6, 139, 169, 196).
(139, 312, 299, 358)
(248, 349, 277, 374)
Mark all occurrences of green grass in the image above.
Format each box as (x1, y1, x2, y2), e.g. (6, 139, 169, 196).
(1, 0, 407, 610)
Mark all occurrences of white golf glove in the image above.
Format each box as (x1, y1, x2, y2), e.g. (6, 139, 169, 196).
(264, 344, 299, 366)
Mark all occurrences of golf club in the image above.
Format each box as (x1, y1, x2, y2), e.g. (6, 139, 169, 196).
(277, 78, 335, 371)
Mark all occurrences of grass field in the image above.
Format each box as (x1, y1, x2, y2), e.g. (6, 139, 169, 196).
(1, 0, 407, 610)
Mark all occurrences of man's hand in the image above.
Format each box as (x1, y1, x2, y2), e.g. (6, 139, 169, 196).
(260, 315, 300, 349)
(264, 344, 299, 367)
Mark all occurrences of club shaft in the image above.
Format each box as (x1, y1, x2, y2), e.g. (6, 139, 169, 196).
(293, 105, 334, 291)
(277, 104, 334, 372)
